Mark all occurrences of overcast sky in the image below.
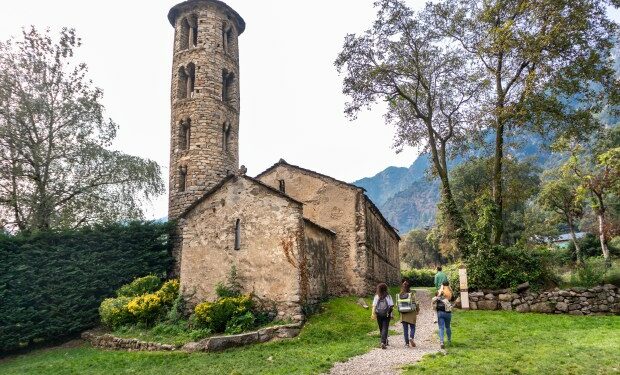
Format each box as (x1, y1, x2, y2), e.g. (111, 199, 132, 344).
(0, 0, 427, 219)
(3, 1, 618, 220)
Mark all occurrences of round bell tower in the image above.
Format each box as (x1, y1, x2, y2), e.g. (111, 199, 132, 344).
(167, 0, 245, 219)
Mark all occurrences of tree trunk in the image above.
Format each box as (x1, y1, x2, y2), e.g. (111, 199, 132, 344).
(596, 212, 611, 267)
(567, 215, 582, 266)
(491, 118, 504, 245)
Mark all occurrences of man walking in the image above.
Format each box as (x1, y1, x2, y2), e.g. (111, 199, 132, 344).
(434, 266, 448, 294)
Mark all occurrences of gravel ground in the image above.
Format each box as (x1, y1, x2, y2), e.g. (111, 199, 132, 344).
(327, 289, 442, 375)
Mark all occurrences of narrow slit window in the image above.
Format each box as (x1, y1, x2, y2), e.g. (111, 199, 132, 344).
(178, 67, 188, 99)
(278, 179, 285, 193)
(179, 166, 187, 192)
(222, 122, 231, 151)
(222, 70, 234, 103)
(179, 118, 191, 150)
(186, 63, 195, 98)
(180, 18, 190, 50)
(234, 219, 241, 250)
(190, 18, 198, 47)
(222, 23, 233, 54)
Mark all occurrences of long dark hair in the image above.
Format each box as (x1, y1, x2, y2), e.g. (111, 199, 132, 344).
(376, 283, 388, 299)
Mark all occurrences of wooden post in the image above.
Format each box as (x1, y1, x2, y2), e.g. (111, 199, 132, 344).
(459, 268, 470, 310)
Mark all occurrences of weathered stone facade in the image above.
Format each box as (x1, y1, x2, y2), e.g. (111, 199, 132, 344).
(178, 175, 306, 320)
(167, 0, 244, 220)
(257, 160, 401, 296)
(167, 0, 400, 322)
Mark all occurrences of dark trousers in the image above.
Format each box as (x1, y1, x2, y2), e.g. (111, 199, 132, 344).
(376, 316, 390, 345)
(402, 322, 416, 344)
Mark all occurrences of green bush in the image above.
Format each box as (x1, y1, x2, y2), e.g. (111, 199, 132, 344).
(127, 293, 164, 325)
(117, 275, 162, 298)
(225, 311, 256, 335)
(0, 221, 172, 352)
(567, 233, 620, 259)
(603, 267, 620, 287)
(401, 268, 435, 287)
(194, 295, 253, 333)
(464, 244, 557, 290)
(156, 279, 180, 305)
(99, 297, 133, 329)
(569, 258, 607, 287)
(215, 265, 242, 298)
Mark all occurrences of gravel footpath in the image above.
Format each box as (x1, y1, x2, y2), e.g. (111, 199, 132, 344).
(327, 289, 441, 375)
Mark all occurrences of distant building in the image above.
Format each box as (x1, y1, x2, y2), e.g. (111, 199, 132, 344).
(166, 0, 400, 322)
(535, 232, 588, 249)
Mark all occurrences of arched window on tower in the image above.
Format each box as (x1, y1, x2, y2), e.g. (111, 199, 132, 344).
(179, 16, 197, 50)
(179, 166, 187, 192)
(180, 18, 190, 50)
(179, 118, 191, 150)
(222, 22, 233, 54)
(222, 70, 235, 103)
(178, 64, 195, 99)
(222, 121, 231, 151)
(234, 218, 241, 250)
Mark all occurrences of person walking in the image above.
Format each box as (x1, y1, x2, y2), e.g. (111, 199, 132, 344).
(434, 266, 448, 293)
(432, 280, 453, 349)
(396, 280, 419, 348)
(371, 283, 393, 349)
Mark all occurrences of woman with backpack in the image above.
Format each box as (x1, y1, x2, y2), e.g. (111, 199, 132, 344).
(432, 279, 454, 349)
(396, 280, 419, 348)
(371, 282, 393, 349)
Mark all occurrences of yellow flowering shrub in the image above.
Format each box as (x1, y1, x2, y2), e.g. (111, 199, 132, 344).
(99, 297, 132, 329)
(156, 279, 180, 305)
(127, 293, 163, 324)
(194, 295, 253, 333)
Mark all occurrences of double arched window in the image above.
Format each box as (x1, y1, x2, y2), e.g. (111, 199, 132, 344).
(179, 15, 198, 50)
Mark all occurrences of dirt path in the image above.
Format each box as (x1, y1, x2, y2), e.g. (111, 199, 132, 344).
(327, 289, 441, 375)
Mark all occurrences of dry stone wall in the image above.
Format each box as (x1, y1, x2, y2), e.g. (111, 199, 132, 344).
(465, 284, 620, 315)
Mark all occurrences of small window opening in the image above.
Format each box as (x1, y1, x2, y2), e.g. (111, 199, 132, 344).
(234, 219, 241, 250)
(178, 64, 195, 99)
(179, 166, 187, 192)
(179, 118, 191, 150)
(222, 22, 233, 54)
(180, 18, 190, 50)
(190, 18, 198, 47)
(278, 179, 285, 193)
(222, 122, 231, 151)
(222, 70, 235, 103)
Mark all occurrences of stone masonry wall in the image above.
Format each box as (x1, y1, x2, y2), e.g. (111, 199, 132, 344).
(168, 0, 243, 220)
(303, 219, 333, 305)
(364, 200, 400, 291)
(179, 176, 305, 321)
(466, 284, 620, 315)
(257, 165, 359, 296)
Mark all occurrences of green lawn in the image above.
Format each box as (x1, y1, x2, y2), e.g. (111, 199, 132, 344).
(0, 297, 378, 375)
(404, 310, 620, 375)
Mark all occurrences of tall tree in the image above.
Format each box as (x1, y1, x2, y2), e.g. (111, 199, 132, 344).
(0, 27, 164, 232)
(335, 0, 484, 252)
(432, 0, 620, 244)
(450, 156, 540, 245)
(537, 173, 585, 264)
(562, 127, 620, 266)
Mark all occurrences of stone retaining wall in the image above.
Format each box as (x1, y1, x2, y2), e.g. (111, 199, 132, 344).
(463, 284, 620, 315)
(81, 323, 303, 352)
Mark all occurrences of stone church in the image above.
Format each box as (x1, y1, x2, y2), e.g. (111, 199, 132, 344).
(167, 0, 400, 321)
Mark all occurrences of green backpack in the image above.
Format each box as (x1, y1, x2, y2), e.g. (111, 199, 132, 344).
(396, 293, 416, 313)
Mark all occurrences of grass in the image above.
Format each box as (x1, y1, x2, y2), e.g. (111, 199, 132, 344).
(403, 310, 620, 375)
(0, 296, 379, 375)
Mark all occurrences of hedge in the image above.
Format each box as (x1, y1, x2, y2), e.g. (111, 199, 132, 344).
(0, 221, 172, 352)
(401, 268, 435, 287)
